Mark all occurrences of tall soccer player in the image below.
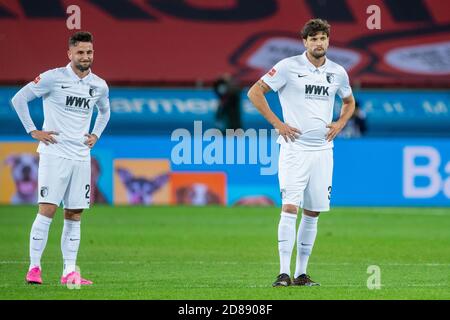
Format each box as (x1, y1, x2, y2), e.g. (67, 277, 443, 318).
(247, 19, 355, 286)
(11, 31, 110, 285)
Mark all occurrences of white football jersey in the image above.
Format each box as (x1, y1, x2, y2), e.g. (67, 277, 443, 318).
(28, 64, 109, 161)
(262, 51, 352, 150)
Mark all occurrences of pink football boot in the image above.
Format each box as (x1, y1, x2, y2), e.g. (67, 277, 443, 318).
(61, 271, 93, 285)
(26, 267, 42, 284)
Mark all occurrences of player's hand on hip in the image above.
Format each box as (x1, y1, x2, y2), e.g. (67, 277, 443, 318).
(274, 122, 301, 142)
(30, 130, 58, 145)
(326, 121, 345, 141)
(84, 133, 98, 148)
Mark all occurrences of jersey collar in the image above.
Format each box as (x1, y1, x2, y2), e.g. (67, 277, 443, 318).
(66, 63, 93, 82)
(301, 51, 328, 73)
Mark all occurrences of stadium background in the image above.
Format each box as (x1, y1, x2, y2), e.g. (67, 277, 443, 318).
(0, 0, 449, 300)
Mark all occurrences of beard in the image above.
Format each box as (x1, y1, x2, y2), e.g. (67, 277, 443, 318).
(311, 48, 326, 59)
(75, 61, 91, 72)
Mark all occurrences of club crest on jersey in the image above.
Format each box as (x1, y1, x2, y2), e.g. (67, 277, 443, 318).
(268, 68, 277, 77)
(40, 186, 48, 198)
(326, 73, 335, 84)
(89, 87, 96, 97)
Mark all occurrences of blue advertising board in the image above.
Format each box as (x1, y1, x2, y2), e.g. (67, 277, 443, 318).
(1, 87, 449, 136)
(1, 134, 449, 207)
(333, 138, 450, 206)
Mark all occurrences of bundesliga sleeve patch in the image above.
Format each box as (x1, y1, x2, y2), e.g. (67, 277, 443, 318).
(267, 68, 277, 77)
(33, 75, 41, 84)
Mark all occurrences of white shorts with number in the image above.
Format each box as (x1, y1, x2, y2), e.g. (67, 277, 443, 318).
(278, 143, 333, 212)
(38, 153, 91, 209)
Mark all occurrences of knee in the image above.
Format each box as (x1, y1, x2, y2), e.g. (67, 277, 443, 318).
(303, 209, 320, 218)
(38, 203, 58, 218)
(64, 209, 83, 221)
(282, 204, 298, 214)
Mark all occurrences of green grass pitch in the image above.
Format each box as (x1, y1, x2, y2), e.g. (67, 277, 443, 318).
(0, 205, 449, 300)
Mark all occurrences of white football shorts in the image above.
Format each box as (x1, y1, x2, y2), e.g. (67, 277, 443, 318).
(278, 143, 333, 212)
(38, 153, 91, 209)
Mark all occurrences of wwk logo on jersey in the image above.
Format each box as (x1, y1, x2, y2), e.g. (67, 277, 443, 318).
(65, 95, 91, 115)
(305, 84, 330, 96)
(66, 96, 91, 109)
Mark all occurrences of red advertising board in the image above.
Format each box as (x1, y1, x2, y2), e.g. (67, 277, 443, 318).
(0, 0, 449, 87)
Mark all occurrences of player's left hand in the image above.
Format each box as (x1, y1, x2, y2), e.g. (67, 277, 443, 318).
(326, 121, 345, 142)
(84, 133, 98, 148)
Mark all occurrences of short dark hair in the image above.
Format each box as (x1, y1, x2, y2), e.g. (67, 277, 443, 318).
(301, 19, 330, 39)
(69, 31, 93, 47)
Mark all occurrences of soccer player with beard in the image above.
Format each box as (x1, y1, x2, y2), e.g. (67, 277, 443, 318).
(11, 31, 110, 285)
(248, 19, 355, 286)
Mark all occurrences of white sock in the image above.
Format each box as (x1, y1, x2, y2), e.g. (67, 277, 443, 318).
(294, 213, 318, 278)
(278, 212, 297, 276)
(61, 219, 81, 276)
(29, 214, 52, 270)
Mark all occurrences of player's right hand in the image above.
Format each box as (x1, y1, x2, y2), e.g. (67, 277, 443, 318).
(274, 122, 301, 142)
(30, 130, 59, 145)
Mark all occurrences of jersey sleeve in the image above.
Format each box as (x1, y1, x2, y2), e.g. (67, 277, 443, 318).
(28, 70, 55, 98)
(91, 83, 111, 139)
(260, 60, 289, 92)
(10, 84, 39, 133)
(96, 84, 110, 111)
(337, 68, 352, 99)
